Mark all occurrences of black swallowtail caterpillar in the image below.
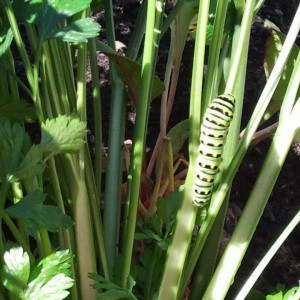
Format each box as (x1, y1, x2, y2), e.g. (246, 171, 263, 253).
(193, 94, 235, 207)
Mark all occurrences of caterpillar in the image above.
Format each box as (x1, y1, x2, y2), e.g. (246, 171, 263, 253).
(193, 94, 235, 207)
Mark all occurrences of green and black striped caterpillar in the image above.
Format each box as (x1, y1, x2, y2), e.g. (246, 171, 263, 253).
(193, 94, 235, 207)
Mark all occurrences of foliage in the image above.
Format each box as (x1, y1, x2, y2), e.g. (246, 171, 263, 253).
(0, 0, 299, 299)
(1, 246, 74, 300)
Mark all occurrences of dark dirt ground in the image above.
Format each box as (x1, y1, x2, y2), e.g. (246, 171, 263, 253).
(95, 0, 300, 298)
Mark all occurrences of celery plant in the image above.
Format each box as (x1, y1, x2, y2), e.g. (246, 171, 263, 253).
(0, 0, 299, 299)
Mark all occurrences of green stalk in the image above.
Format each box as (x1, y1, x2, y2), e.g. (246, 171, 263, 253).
(48, 39, 71, 114)
(126, 0, 147, 61)
(74, 177, 97, 299)
(203, 106, 299, 300)
(225, 0, 256, 94)
(88, 38, 103, 198)
(47, 157, 79, 300)
(0, 69, 9, 98)
(235, 209, 300, 300)
(103, 0, 126, 276)
(7, 51, 20, 100)
(203, 40, 300, 300)
(32, 42, 45, 121)
(180, 1, 300, 294)
(202, 0, 229, 109)
(121, 0, 165, 288)
(83, 33, 109, 279)
(2, 0, 34, 88)
(0, 181, 10, 265)
(147, 0, 197, 176)
(56, 40, 77, 110)
(11, 182, 27, 241)
(158, 1, 210, 299)
(188, 5, 251, 296)
(74, 11, 97, 298)
(145, 246, 160, 300)
(161, 1, 185, 38)
(83, 146, 110, 280)
(42, 41, 63, 117)
(2, 213, 35, 264)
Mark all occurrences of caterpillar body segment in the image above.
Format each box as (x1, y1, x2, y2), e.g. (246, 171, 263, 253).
(192, 94, 235, 207)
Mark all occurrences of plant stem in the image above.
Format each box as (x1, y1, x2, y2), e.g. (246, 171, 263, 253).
(83, 146, 110, 280)
(88, 38, 103, 198)
(188, 4, 251, 296)
(225, 0, 256, 94)
(47, 157, 79, 299)
(202, 111, 296, 299)
(2, 0, 34, 88)
(0, 181, 9, 265)
(181, 3, 300, 295)
(103, 0, 126, 277)
(235, 209, 300, 300)
(148, 139, 166, 215)
(2, 213, 35, 264)
(158, 1, 210, 299)
(199, 6, 300, 298)
(234, 54, 300, 300)
(121, 0, 165, 287)
(202, 0, 229, 108)
(147, 0, 197, 176)
(48, 40, 71, 114)
(126, 0, 147, 61)
(74, 11, 97, 297)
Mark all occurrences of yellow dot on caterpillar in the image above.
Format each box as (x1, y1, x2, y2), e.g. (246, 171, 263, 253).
(197, 174, 212, 182)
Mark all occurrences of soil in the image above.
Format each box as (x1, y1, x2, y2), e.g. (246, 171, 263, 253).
(95, 0, 300, 298)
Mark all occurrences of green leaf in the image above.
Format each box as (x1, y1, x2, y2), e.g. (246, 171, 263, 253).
(2, 248, 73, 300)
(0, 27, 13, 57)
(1, 246, 30, 297)
(156, 197, 168, 225)
(167, 119, 189, 155)
(266, 291, 283, 300)
(96, 40, 165, 107)
(157, 188, 182, 231)
(100, 289, 134, 300)
(0, 96, 36, 123)
(5, 190, 73, 237)
(0, 116, 26, 183)
(30, 250, 73, 281)
(49, 18, 101, 43)
(10, 145, 45, 182)
(37, 0, 92, 40)
(40, 114, 86, 159)
(14, 0, 93, 41)
(12, 0, 43, 23)
(155, 119, 189, 177)
(90, 0, 103, 13)
(283, 287, 300, 300)
(90, 274, 137, 300)
(24, 274, 73, 300)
